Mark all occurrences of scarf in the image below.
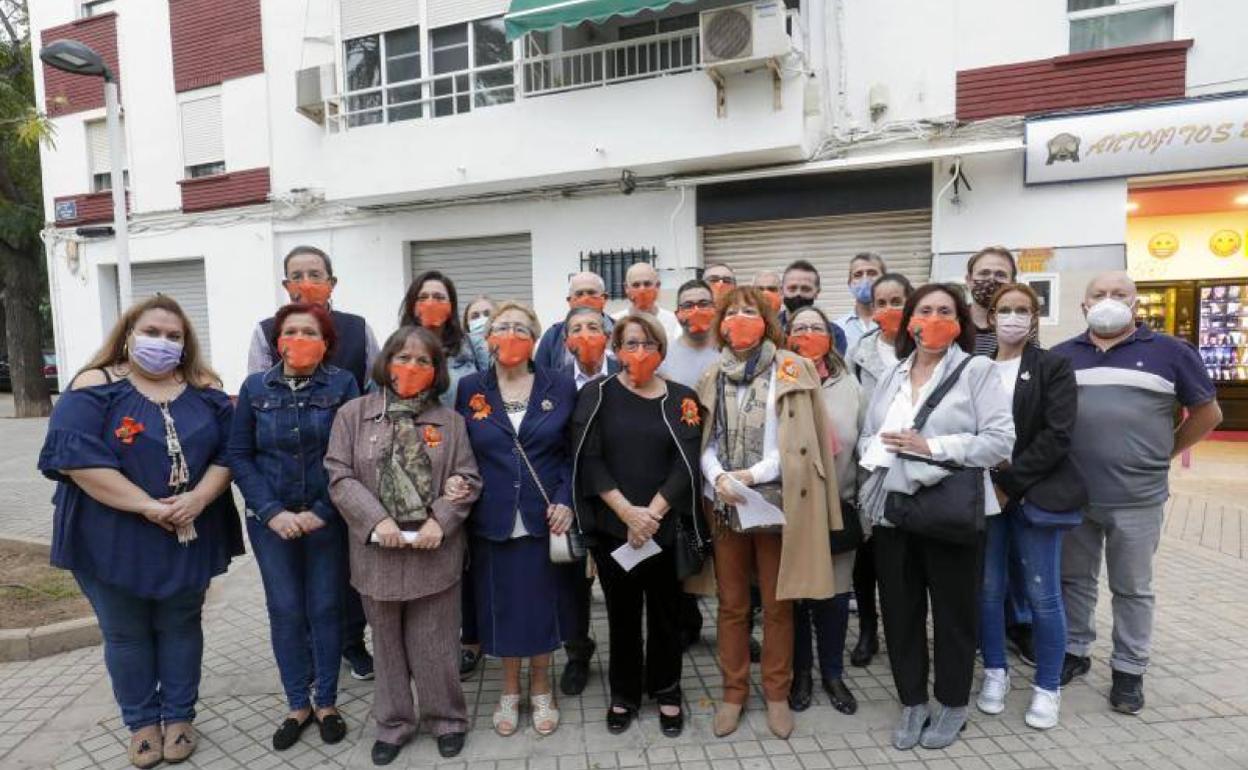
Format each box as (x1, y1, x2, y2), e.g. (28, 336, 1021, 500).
(378, 390, 435, 525)
(713, 340, 781, 529)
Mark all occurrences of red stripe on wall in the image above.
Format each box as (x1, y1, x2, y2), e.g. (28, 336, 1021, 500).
(178, 167, 270, 212)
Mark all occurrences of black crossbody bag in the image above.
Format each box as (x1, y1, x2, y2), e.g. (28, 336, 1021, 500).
(882, 358, 985, 545)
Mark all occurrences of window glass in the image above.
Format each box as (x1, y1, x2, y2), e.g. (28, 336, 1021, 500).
(186, 162, 225, 179)
(344, 35, 381, 90)
(1069, 5, 1173, 52)
(473, 17, 511, 65)
(385, 26, 421, 83)
(1068, 0, 1117, 10)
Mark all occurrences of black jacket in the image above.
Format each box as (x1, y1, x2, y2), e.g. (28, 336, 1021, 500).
(992, 345, 1089, 512)
(569, 374, 704, 549)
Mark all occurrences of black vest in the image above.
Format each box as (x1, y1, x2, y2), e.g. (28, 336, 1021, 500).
(260, 310, 369, 391)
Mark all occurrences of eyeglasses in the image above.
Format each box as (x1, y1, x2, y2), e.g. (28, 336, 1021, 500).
(994, 307, 1033, 318)
(490, 323, 533, 338)
(789, 324, 828, 336)
(678, 300, 714, 311)
(705, 276, 735, 285)
(619, 340, 659, 352)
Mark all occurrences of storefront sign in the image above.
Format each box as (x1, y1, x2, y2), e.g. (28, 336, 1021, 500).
(1025, 94, 1248, 184)
(1127, 211, 1248, 281)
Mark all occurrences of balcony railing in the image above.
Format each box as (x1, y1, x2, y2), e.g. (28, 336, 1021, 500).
(326, 27, 702, 132)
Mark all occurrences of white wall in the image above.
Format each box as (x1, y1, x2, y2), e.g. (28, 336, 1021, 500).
(222, 75, 272, 172)
(1184, 0, 1248, 96)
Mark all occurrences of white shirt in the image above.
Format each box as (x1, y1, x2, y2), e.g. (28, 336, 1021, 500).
(700, 366, 780, 497)
(995, 356, 1022, 401)
(613, 306, 682, 343)
(508, 410, 530, 538)
(836, 312, 877, 356)
(876, 335, 899, 369)
(573, 355, 610, 391)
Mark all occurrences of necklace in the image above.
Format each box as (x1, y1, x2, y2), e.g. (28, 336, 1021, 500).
(503, 398, 528, 414)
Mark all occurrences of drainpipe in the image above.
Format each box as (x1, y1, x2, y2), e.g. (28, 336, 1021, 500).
(931, 157, 962, 278)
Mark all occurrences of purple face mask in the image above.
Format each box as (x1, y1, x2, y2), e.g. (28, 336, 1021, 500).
(130, 335, 183, 375)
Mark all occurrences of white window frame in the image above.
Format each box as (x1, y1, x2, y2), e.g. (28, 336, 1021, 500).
(85, 116, 128, 193)
(342, 24, 423, 126)
(80, 0, 116, 18)
(1067, 0, 1177, 52)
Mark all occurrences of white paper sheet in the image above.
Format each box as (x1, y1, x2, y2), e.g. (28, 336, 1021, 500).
(370, 530, 421, 545)
(726, 476, 787, 529)
(611, 539, 662, 572)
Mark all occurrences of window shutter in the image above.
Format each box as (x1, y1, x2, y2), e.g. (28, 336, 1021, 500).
(409, 234, 533, 307)
(427, 0, 507, 29)
(130, 259, 213, 361)
(180, 96, 224, 168)
(341, 0, 423, 38)
(87, 118, 125, 175)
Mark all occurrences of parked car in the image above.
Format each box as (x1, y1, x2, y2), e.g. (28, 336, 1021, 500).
(0, 356, 9, 392)
(0, 353, 59, 393)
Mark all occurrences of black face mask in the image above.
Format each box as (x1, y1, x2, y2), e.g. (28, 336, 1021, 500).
(783, 295, 814, 314)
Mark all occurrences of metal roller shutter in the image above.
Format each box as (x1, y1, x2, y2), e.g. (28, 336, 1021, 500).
(409, 234, 533, 307)
(341, 0, 423, 38)
(130, 259, 213, 362)
(87, 118, 125, 176)
(702, 209, 933, 320)
(428, 0, 507, 28)
(180, 96, 224, 169)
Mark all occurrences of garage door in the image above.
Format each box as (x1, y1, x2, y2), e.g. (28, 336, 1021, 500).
(702, 209, 932, 320)
(409, 234, 533, 307)
(130, 259, 212, 362)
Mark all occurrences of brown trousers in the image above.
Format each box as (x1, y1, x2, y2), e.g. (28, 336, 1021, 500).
(713, 529, 793, 704)
(362, 583, 467, 744)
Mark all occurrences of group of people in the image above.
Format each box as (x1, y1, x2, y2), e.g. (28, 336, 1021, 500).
(37, 243, 1221, 769)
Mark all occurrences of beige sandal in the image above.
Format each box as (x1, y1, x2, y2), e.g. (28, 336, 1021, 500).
(163, 722, 196, 764)
(128, 725, 163, 769)
(530, 692, 560, 736)
(493, 693, 521, 737)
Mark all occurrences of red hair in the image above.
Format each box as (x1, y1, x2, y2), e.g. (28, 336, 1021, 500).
(272, 303, 338, 356)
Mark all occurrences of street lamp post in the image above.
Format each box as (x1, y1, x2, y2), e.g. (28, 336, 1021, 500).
(39, 39, 132, 308)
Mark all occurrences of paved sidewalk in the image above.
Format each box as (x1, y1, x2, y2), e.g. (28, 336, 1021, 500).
(2, 419, 1248, 769)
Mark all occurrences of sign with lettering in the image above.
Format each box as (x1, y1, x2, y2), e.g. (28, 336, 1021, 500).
(55, 199, 78, 222)
(1025, 94, 1248, 184)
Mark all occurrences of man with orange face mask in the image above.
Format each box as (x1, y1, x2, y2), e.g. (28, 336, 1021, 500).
(535, 272, 615, 374)
(612, 262, 681, 344)
(250, 246, 379, 394)
(659, 279, 720, 391)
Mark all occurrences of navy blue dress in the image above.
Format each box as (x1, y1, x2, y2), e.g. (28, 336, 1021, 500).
(455, 365, 579, 657)
(38, 380, 244, 600)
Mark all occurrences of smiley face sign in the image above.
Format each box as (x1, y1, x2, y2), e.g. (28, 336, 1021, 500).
(1148, 232, 1180, 259)
(1209, 229, 1243, 258)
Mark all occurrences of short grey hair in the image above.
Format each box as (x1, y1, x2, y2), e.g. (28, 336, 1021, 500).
(567, 271, 606, 295)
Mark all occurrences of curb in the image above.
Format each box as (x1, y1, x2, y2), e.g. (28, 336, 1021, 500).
(0, 536, 101, 662)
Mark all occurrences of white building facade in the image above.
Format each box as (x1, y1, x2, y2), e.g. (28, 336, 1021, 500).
(32, 0, 1248, 396)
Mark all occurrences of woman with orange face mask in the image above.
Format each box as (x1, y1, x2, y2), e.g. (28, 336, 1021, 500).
(228, 303, 360, 753)
(398, 271, 490, 408)
(856, 284, 1014, 752)
(690, 287, 844, 741)
(324, 325, 481, 765)
(569, 315, 705, 737)
(844, 272, 914, 670)
(454, 302, 580, 739)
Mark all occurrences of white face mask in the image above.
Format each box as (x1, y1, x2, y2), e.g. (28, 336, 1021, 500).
(996, 315, 1031, 345)
(1085, 298, 1135, 336)
(468, 315, 490, 335)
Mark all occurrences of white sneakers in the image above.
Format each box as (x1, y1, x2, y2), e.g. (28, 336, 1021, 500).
(976, 668, 1010, 715)
(1025, 688, 1061, 730)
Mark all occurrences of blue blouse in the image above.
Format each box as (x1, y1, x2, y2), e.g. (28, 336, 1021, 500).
(38, 380, 244, 599)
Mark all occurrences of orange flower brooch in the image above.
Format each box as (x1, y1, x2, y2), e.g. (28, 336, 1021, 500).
(114, 416, 145, 445)
(423, 425, 443, 448)
(778, 358, 801, 383)
(680, 397, 700, 427)
(468, 393, 492, 421)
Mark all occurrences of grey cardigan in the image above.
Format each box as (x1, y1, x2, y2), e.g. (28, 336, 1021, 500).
(856, 345, 1015, 527)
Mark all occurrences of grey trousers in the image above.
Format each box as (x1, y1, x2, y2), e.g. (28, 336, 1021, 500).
(1060, 503, 1164, 675)
(362, 584, 468, 744)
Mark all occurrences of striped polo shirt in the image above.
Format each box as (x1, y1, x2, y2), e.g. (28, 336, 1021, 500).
(1051, 324, 1215, 508)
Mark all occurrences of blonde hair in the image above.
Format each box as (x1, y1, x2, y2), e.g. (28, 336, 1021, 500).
(80, 294, 221, 388)
(489, 301, 543, 339)
(611, 313, 669, 358)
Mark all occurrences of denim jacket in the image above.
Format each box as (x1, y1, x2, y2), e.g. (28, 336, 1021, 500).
(227, 364, 361, 523)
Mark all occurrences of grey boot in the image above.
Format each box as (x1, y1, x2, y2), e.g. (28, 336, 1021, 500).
(892, 703, 930, 750)
(919, 704, 968, 749)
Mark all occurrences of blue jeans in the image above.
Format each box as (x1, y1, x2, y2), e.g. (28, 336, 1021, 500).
(73, 571, 205, 731)
(248, 515, 346, 710)
(980, 507, 1067, 691)
(793, 593, 851, 682)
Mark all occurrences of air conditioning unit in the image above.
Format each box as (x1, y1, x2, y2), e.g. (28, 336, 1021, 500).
(700, 1, 790, 70)
(296, 63, 336, 124)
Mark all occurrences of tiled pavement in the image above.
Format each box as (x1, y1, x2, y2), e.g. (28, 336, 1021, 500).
(3, 401, 1248, 769)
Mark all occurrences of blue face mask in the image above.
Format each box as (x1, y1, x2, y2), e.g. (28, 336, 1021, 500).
(850, 279, 874, 305)
(468, 315, 490, 336)
(130, 335, 183, 375)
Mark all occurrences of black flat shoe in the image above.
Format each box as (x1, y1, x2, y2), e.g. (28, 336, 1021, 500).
(823, 678, 858, 715)
(561, 658, 591, 696)
(317, 713, 347, 744)
(459, 648, 481, 680)
(788, 673, 813, 712)
(273, 714, 314, 751)
(437, 732, 466, 758)
(659, 708, 684, 737)
(1060, 653, 1091, 686)
(371, 740, 402, 766)
(605, 705, 635, 734)
(850, 629, 878, 667)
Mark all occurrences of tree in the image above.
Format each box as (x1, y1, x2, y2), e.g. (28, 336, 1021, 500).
(0, 0, 53, 418)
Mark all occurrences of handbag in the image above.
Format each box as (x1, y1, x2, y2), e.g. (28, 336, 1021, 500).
(512, 435, 587, 564)
(882, 358, 987, 546)
(673, 511, 712, 580)
(1019, 500, 1082, 531)
(828, 500, 864, 555)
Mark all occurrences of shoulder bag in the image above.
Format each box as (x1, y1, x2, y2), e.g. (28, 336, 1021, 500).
(513, 435, 587, 564)
(882, 358, 986, 546)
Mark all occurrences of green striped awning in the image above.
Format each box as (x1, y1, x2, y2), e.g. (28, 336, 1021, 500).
(505, 0, 697, 40)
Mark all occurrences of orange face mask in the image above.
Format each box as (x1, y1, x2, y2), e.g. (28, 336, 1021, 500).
(619, 349, 662, 385)
(720, 314, 767, 351)
(677, 306, 717, 335)
(907, 316, 962, 350)
(415, 299, 453, 329)
(489, 332, 534, 367)
(759, 289, 782, 313)
(277, 336, 327, 369)
(286, 280, 333, 306)
(873, 307, 903, 337)
(389, 362, 435, 398)
(569, 294, 606, 312)
(788, 332, 831, 361)
(566, 331, 608, 369)
(627, 285, 659, 311)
